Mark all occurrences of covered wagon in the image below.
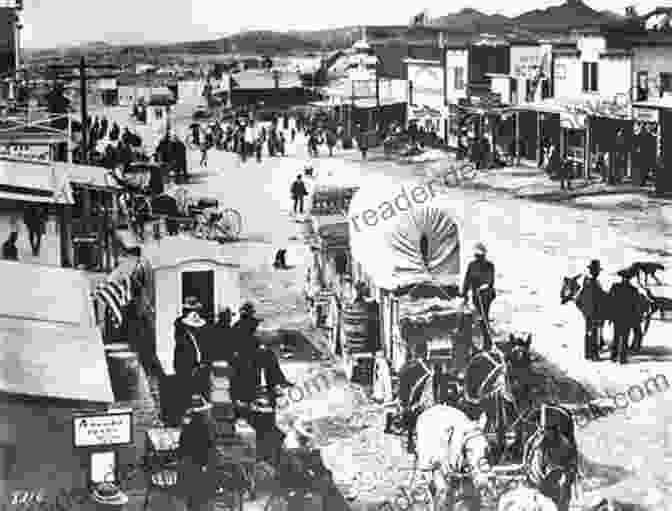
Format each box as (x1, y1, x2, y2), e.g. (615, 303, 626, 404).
(344, 176, 477, 389)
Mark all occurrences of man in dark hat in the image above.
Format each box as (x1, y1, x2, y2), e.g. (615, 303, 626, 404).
(576, 260, 607, 361)
(174, 297, 210, 416)
(178, 394, 216, 511)
(608, 268, 642, 364)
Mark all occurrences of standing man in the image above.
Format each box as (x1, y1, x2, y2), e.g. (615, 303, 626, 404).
(178, 394, 216, 511)
(174, 297, 210, 414)
(462, 243, 496, 323)
(576, 260, 607, 361)
(23, 205, 47, 256)
(290, 174, 308, 215)
(608, 268, 642, 364)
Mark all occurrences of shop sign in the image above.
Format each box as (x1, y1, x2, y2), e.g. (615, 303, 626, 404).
(73, 410, 133, 447)
(0, 144, 51, 163)
(633, 107, 659, 123)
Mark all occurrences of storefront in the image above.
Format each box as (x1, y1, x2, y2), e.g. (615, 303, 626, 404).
(514, 102, 588, 173)
(587, 115, 633, 183)
(633, 98, 672, 194)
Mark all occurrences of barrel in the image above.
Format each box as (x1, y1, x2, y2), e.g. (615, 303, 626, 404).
(211, 361, 234, 404)
(106, 350, 143, 402)
(342, 302, 378, 353)
(314, 290, 332, 327)
(350, 354, 375, 386)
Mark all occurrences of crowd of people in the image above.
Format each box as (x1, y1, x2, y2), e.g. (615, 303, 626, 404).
(171, 297, 294, 461)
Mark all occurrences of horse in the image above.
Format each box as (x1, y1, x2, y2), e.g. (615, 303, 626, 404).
(462, 348, 524, 465)
(522, 404, 579, 511)
(497, 486, 558, 511)
(560, 274, 612, 350)
(561, 274, 652, 353)
(415, 404, 491, 511)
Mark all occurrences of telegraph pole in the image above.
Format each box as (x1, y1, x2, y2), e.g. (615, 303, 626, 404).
(80, 57, 88, 163)
(49, 60, 118, 165)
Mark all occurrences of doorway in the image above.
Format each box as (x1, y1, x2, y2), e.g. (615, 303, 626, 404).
(182, 270, 215, 322)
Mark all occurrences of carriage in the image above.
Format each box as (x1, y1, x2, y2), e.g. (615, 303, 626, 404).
(113, 160, 243, 243)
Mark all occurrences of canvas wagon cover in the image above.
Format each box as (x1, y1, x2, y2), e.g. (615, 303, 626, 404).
(349, 177, 460, 291)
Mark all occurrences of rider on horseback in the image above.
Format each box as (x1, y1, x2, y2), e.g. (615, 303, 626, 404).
(576, 259, 607, 361)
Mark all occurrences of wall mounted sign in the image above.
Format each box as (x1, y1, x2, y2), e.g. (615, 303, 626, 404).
(73, 410, 133, 448)
(633, 107, 659, 123)
(0, 144, 51, 163)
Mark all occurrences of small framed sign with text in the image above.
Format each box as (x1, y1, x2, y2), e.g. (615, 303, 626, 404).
(73, 410, 133, 448)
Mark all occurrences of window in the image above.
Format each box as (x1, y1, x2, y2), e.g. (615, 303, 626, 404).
(454, 67, 465, 90)
(660, 73, 672, 96)
(582, 62, 598, 92)
(637, 71, 649, 101)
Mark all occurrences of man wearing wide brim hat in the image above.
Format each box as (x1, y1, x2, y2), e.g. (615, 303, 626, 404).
(173, 297, 210, 421)
(576, 259, 607, 361)
(608, 267, 643, 364)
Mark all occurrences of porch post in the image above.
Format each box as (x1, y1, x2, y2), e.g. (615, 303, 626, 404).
(515, 111, 520, 163)
(584, 118, 591, 179)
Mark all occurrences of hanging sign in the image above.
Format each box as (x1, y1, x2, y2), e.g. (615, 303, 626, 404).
(73, 410, 133, 447)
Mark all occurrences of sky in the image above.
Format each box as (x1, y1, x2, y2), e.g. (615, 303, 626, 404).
(19, 0, 670, 49)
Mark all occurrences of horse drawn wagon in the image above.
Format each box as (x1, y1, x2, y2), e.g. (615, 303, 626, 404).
(340, 176, 580, 511)
(112, 161, 243, 243)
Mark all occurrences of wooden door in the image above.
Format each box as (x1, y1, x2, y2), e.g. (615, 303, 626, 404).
(181, 270, 215, 322)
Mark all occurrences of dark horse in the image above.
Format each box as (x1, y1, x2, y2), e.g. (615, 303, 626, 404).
(523, 404, 579, 511)
(560, 274, 652, 353)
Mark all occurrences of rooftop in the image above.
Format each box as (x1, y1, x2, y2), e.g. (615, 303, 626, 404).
(0, 262, 113, 403)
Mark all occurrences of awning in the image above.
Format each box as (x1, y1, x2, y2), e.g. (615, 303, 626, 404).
(349, 176, 461, 292)
(409, 105, 442, 119)
(0, 261, 113, 403)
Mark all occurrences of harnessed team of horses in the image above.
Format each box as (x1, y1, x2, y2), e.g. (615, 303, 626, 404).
(383, 292, 580, 511)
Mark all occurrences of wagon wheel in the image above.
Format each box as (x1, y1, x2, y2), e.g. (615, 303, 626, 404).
(214, 208, 242, 241)
(458, 162, 477, 181)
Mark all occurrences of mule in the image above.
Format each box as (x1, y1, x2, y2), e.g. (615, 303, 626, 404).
(523, 405, 579, 511)
(415, 404, 490, 511)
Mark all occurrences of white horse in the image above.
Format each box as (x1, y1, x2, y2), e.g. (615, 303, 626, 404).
(498, 486, 558, 511)
(415, 404, 490, 511)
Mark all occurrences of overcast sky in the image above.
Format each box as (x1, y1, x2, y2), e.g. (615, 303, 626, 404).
(20, 0, 668, 49)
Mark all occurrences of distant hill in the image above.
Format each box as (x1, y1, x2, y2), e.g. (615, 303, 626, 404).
(514, 0, 617, 31)
(431, 8, 514, 32)
(24, 0, 632, 65)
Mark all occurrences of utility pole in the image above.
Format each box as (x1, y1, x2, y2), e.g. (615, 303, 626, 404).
(80, 57, 88, 163)
(49, 60, 118, 165)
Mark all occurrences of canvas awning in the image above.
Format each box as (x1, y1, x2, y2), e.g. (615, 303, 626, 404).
(349, 176, 461, 293)
(0, 262, 113, 403)
(515, 101, 587, 129)
(409, 105, 442, 119)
